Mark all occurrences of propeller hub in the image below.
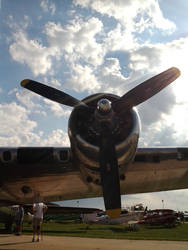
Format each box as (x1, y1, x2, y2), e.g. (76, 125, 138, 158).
(97, 99, 112, 114)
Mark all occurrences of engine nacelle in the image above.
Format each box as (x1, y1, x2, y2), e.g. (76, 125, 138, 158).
(68, 93, 140, 185)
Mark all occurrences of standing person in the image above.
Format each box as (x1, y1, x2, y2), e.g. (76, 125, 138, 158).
(14, 204, 24, 235)
(32, 202, 47, 242)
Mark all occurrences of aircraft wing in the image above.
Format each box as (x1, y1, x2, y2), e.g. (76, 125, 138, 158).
(0, 147, 95, 206)
(121, 147, 188, 194)
(1, 147, 188, 206)
(23, 203, 103, 214)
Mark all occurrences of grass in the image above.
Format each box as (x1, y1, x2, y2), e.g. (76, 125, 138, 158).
(2, 220, 187, 241)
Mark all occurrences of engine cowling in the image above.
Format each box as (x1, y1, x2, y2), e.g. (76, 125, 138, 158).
(68, 93, 140, 185)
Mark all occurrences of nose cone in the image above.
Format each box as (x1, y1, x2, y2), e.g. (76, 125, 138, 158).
(97, 99, 112, 113)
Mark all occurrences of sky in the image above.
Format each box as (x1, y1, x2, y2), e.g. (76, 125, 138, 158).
(1, 0, 188, 211)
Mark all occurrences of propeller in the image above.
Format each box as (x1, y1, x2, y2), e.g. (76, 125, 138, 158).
(20, 67, 180, 218)
(112, 67, 180, 113)
(20, 79, 85, 108)
(98, 121, 121, 218)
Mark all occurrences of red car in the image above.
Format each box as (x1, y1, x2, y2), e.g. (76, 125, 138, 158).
(141, 209, 178, 227)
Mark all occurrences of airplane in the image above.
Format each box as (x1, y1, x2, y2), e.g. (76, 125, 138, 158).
(23, 203, 103, 215)
(0, 203, 102, 231)
(81, 211, 142, 225)
(1, 67, 186, 219)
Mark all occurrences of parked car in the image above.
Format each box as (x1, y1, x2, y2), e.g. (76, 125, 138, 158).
(141, 209, 178, 227)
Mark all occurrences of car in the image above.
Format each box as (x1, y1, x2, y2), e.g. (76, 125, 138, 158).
(141, 209, 178, 227)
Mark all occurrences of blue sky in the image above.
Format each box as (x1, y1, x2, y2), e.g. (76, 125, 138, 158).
(1, 0, 188, 211)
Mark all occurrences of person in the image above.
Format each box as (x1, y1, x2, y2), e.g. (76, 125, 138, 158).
(14, 204, 24, 235)
(32, 202, 47, 242)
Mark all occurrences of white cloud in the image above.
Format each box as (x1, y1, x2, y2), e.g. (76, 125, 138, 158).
(96, 58, 128, 95)
(65, 64, 100, 93)
(0, 102, 41, 146)
(122, 189, 188, 211)
(15, 89, 41, 109)
(146, 1, 176, 32)
(40, 0, 56, 15)
(104, 23, 138, 52)
(9, 29, 57, 76)
(0, 102, 36, 135)
(44, 99, 71, 117)
(41, 77, 62, 88)
(123, 37, 188, 147)
(129, 37, 188, 74)
(0, 101, 69, 147)
(7, 88, 47, 117)
(39, 129, 70, 146)
(74, 0, 176, 33)
(44, 17, 104, 66)
(49, 78, 61, 88)
(7, 15, 32, 30)
(129, 46, 163, 72)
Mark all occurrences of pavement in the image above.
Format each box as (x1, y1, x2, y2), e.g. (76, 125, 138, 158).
(1, 234, 188, 250)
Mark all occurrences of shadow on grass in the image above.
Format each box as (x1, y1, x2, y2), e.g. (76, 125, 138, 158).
(24, 229, 87, 234)
(0, 228, 12, 234)
(0, 241, 33, 247)
(109, 227, 138, 233)
(82, 225, 124, 231)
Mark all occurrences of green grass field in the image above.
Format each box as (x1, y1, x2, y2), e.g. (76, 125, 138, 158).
(1, 220, 188, 241)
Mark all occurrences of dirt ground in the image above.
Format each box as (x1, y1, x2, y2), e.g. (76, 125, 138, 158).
(0, 234, 188, 250)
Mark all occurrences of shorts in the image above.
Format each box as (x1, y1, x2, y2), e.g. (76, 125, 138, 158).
(33, 217, 42, 229)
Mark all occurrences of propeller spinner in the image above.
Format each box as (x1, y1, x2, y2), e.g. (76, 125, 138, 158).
(97, 99, 112, 113)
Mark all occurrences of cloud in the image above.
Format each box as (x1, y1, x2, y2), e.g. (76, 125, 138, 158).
(40, 0, 56, 15)
(15, 89, 41, 109)
(124, 38, 188, 146)
(9, 29, 57, 76)
(47, 78, 61, 88)
(9, 16, 105, 77)
(73, 0, 176, 33)
(6, 0, 188, 149)
(43, 99, 71, 117)
(96, 57, 128, 95)
(129, 46, 163, 72)
(44, 17, 104, 66)
(7, 15, 32, 30)
(65, 57, 130, 95)
(103, 23, 138, 52)
(0, 102, 41, 146)
(7, 88, 47, 117)
(39, 129, 70, 146)
(0, 101, 70, 146)
(122, 189, 188, 211)
(65, 63, 100, 93)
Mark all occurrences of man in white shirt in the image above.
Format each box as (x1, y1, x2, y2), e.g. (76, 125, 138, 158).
(32, 202, 47, 242)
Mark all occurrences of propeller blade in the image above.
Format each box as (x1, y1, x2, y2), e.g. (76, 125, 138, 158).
(99, 121, 121, 219)
(113, 67, 180, 112)
(21, 79, 84, 107)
